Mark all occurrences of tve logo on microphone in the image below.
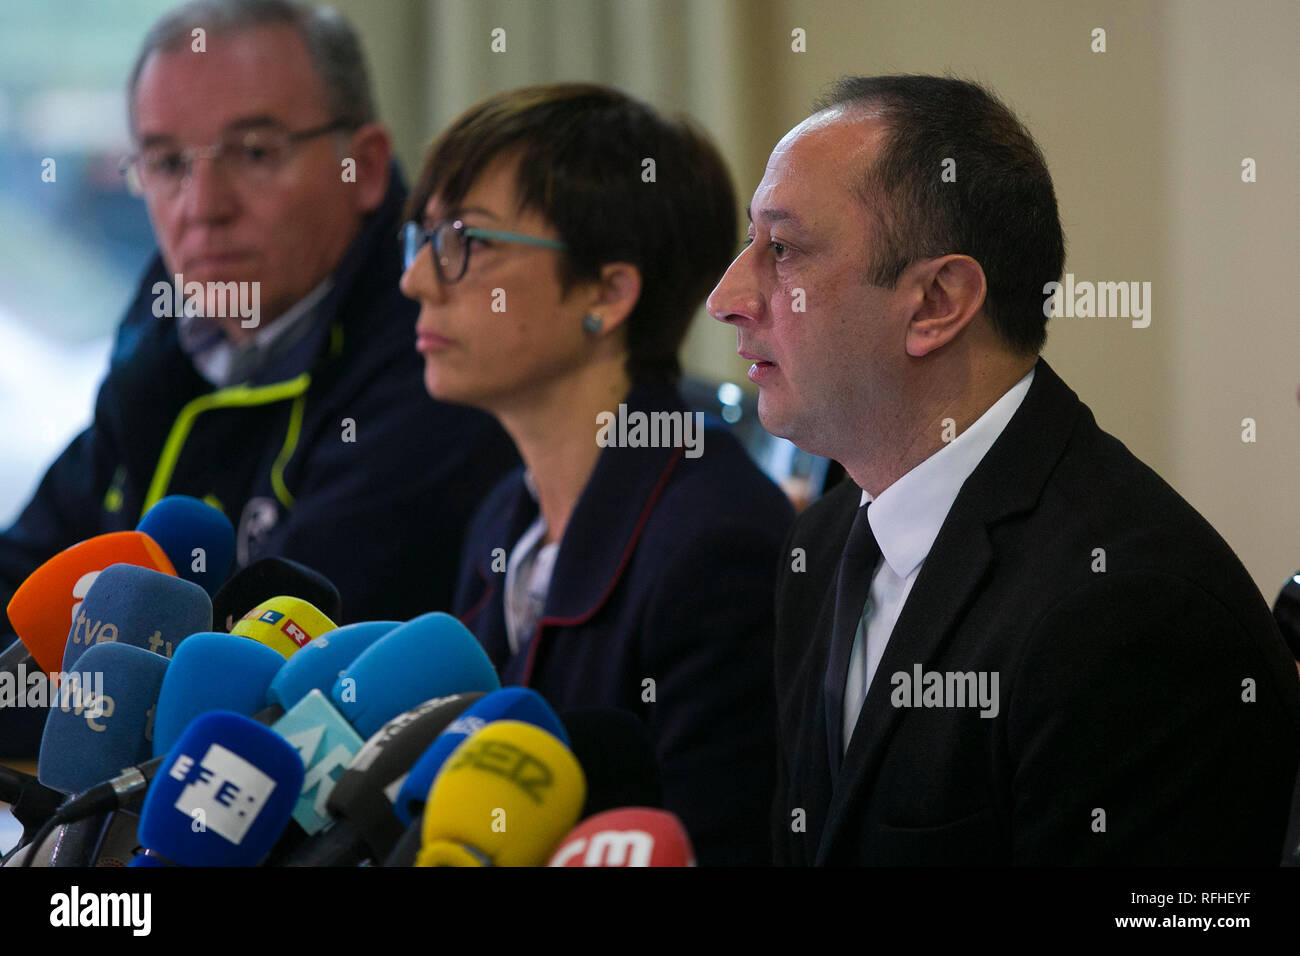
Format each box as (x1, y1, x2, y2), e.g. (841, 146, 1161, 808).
(169, 743, 278, 844)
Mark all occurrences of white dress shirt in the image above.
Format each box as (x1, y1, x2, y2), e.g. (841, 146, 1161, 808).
(841, 366, 1036, 752)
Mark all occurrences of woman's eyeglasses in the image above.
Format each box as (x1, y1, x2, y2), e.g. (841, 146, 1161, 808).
(401, 219, 566, 283)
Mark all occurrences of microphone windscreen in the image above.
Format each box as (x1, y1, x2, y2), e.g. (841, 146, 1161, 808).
(137, 495, 235, 598)
(416, 721, 585, 867)
(394, 687, 567, 825)
(211, 557, 342, 632)
(230, 597, 336, 659)
(61, 564, 211, 671)
(331, 612, 499, 740)
(560, 708, 663, 818)
(152, 633, 285, 757)
(138, 710, 304, 866)
(8, 532, 176, 674)
(265, 620, 398, 711)
(37, 642, 168, 793)
(327, 692, 485, 857)
(547, 808, 695, 866)
(270, 689, 364, 835)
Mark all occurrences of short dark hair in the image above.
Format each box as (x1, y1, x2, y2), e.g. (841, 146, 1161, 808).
(127, 0, 376, 133)
(406, 83, 738, 385)
(815, 75, 1065, 354)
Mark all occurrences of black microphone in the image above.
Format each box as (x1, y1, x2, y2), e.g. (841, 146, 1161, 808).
(46, 754, 167, 827)
(0, 637, 46, 759)
(212, 557, 342, 632)
(280, 693, 485, 866)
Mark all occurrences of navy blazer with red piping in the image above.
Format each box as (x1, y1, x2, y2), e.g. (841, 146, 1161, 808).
(453, 382, 795, 866)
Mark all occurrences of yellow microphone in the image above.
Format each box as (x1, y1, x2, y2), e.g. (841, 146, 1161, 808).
(416, 720, 585, 867)
(229, 595, 336, 658)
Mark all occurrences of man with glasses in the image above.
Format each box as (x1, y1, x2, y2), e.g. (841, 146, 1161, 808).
(0, 0, 518, 755)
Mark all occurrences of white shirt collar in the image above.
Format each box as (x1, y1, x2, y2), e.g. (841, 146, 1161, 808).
(860, 366, 1035, 579)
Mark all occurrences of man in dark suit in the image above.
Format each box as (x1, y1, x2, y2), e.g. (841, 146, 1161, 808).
(707, 74, 1300, 865)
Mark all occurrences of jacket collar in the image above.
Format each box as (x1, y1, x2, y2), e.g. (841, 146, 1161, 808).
(477, 381, 690, 626)
(816, 356, 1086, 862)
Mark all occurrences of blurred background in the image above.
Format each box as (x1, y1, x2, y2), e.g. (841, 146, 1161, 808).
(0, 0, 1296, 599)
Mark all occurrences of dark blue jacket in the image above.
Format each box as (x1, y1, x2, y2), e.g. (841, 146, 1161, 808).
(453, 382, 794, 865)
(0, 170, 519, 750)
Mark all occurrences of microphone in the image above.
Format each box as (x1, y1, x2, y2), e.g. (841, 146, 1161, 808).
(547, 808, 696, 866)
(0, 637, 47, 759)
(137, 710, 305, 866)
(269, 689, 365, 836)
(37, 642, 169, 795)
(281, 692, 485, 866)
(61, 563, 211, 670)
(266, 615, 498, 839)
(415, 720, 585, 867)
(230, 596, 337, 658)
(151, 633, 285, 756)
(393, 687, 566, 826)
(560, 708, 663, 818)
(212, 557, 342, 632)
(7, 531, 176, 675)
(137, 494, 236, 597)
(265, 620, 398, 712)
(332, 611, 499, 739)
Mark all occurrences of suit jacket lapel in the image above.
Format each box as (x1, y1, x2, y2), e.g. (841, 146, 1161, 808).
(815, 512, 994, 863)
(812, 357, 1084, 864)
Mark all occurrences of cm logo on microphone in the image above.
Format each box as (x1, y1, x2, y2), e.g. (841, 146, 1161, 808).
(446, 739, 553, 804)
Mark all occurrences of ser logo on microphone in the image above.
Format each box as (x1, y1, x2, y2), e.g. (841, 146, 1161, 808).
(168, 742, 278, 845)
(447, 738, 553, 804)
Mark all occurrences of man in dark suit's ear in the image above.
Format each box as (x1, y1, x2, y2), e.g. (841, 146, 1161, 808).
(708, 74, 1300, 866)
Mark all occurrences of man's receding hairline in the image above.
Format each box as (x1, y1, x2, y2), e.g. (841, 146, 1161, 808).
(130, 19, 344, 137)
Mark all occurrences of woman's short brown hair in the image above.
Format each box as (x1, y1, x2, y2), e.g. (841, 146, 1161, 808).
(406, 83, 737, 385)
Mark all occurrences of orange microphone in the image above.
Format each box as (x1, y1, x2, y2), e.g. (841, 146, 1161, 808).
(7, 531, 176, 675)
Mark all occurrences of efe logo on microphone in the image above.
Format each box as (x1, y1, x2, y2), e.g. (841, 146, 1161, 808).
(169, 742, 278, 845)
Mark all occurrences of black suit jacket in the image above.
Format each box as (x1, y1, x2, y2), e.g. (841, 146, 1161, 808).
(773, 358, 1300, 865)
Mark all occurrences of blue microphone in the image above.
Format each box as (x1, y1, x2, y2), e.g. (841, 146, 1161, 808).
(62, 563, 211, 670)
(138, 711, 305, 866)
(152, 633, 285, 757)
(37, 642, 169, 794)
(137, 495, 235, 597)
(265, 620, 399, 712)
(393, 687, 567, 826)
(331, 612, 499, 739)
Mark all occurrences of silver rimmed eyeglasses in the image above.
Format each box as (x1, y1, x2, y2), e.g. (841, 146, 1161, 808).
(401, 219, 566, 283)
(120, 119, 354, 197)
